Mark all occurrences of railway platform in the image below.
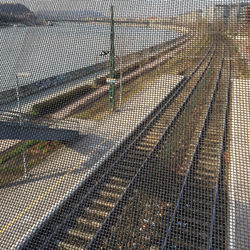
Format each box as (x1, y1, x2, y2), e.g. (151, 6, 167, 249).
(229, 78, 250, 249)
(0, 74, 183, 248)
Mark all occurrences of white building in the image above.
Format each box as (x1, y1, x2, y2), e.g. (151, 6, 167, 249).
(202, 3, 250, 24)
(202, 5, 227, 23)
(175, 10, 202, 25)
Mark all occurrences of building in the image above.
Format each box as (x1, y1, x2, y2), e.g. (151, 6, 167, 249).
(239, 5, 250, 26)
(175, 10, 202, 25)
(202, 2, 250, 25)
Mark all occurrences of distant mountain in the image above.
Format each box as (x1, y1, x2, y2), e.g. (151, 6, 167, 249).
(36, 10, 108, 20)
(0, 3, 40, 25)
(0, 3, 31, 15)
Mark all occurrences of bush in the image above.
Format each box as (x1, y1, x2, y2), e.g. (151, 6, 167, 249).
(32, 85, 94, 116)
(0, 140, 40, 166)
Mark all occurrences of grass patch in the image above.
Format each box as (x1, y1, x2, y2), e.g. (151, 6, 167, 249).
(32, 84, 95, 116)
(0, 140, 64, 187)
(74, 62, 180, 120)
(73, 35, 210, 121)
(94, 40, 188, 87)
(0, 140, 40, 166)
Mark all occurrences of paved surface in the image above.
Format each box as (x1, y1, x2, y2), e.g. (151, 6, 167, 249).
(0, 38, 190, 152)
(0, 74, 183, 249)
(0, 69, 109, 114)
(0, 69, 108, 152)
(0, 140, 19, 152)
(0, 120, 79, 141)
(50, 40, 190, 120)
(0, 38, 188, 153)
(0, 37, 181, 115)
(229, 78, 250, 249)
(234, 35, 250, 66)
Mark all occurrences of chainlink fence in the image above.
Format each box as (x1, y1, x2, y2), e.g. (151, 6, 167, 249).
(0, 1, 249, 249)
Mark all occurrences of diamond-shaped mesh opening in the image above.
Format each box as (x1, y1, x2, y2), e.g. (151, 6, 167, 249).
(0, 1, 249, 249)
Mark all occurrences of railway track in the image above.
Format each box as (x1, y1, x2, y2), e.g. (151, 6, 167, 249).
(96, 43, 230, 249)
(84, 44, 229, 249)
(22, 36, 230, 249)
(161, 46, 230, 249)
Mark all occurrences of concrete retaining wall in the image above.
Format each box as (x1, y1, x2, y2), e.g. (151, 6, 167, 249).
(0, 34, 187, 106)
(0, 62, 107, 105)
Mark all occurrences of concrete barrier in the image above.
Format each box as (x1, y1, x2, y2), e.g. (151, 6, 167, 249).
(0, 34, 187, 106)
(0, 62, 108, 106)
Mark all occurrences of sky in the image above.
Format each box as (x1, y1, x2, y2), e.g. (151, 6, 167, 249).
(1, 0, 249, 17)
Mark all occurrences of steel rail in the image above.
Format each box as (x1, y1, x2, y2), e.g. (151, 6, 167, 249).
(21, 44, 214, 249)
(86, 48, 217, 248)
(162, 49, 225, 249)
(46, 47, 214, 249)
(208, 50, 231, 249)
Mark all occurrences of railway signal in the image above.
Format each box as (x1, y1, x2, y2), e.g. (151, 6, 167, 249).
(107, 78, 116, 110)
(100, 50, 110, 56)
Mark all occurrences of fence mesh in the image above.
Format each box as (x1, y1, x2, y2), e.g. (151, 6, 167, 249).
(0, 0, 249, 249)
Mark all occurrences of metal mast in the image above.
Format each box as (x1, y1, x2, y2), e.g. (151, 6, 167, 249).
(109, 5, 115, 111)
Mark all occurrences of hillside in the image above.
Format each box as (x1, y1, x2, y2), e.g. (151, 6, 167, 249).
(0, 3, 39, 25)
(0, 3, 31, 15)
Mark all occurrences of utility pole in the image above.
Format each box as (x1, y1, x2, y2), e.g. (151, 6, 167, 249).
(119, 55, 123, 111)
(16, 73, 31, 178)
(108, 5, 116, 112)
